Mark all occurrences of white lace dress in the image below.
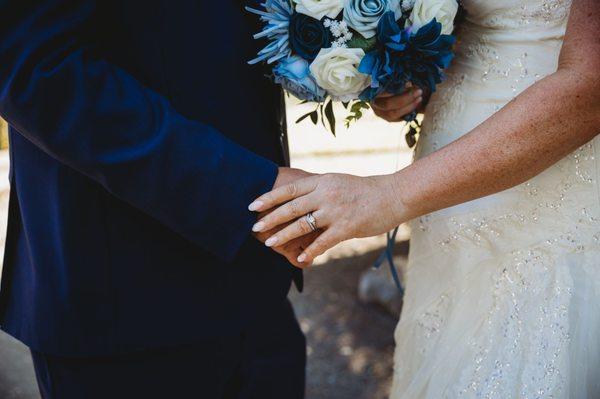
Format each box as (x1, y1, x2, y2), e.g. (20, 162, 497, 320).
(391, 1, 600, 398)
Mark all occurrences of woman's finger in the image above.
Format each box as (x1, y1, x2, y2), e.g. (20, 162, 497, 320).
(376, 97, 422, 122)
(297, 228, 342, 264)
(249, 175, 319, 212)
(373, 92, 413, 112)
(373, 88, 422, 112)
(265, 209, 328, 247)
(376, 91, 394, 98)
(253, 194, 317, 233)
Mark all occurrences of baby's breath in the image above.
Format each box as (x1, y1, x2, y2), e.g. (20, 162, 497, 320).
(323, 18, 353, 48)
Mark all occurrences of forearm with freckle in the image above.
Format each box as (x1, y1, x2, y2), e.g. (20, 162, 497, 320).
(391, 66, 600, 223)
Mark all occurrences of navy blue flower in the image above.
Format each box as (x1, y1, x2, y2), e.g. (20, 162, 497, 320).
(289, 13, 331, 61)
(358, 12, 455, 104)
(376, 9, 410, 51)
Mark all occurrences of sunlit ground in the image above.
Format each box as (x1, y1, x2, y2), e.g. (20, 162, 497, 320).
(286, 98, 413, 399)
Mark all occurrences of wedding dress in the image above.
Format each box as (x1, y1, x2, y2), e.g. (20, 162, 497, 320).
(391, 1, 600, 398)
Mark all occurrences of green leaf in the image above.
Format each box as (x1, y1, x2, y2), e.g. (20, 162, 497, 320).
(324, 100, 336, 136)
(295, 111, 313, 124)
(405, 126, 418, 148)
(350, 100, 370, 113)
(296, 109, 320, 125)
(319, 103, 327, 130)
(344, 100, 370, 129)
(346, 34, 377, 52)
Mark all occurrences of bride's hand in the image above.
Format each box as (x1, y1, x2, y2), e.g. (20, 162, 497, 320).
(248, 174, 406, 264)
(371, 87, 423, 122)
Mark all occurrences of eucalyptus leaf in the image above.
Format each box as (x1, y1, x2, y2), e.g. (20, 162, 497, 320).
(350, 100, 370, 113)
(324, 100, 336, 136)
(296, 112, 313, 124)
(344, 99, 370, 129)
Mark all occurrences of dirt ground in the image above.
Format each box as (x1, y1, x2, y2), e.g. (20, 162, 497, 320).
(290, 242, 408, 399)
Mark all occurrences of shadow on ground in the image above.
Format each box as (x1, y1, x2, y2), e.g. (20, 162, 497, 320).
(290, 243, 408, 399)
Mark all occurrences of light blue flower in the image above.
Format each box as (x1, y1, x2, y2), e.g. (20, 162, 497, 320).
(273, 56, 326, 101)
(246, 0, 294, 64)
(343, 0, 402, 39)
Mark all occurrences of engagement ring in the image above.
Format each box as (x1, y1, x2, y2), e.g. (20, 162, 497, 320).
(305, 212, 318, 232)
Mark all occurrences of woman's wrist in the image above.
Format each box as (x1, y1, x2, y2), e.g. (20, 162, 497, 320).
(387, 169, 420, 226)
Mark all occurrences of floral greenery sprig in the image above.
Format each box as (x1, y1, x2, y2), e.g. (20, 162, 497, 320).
(248, 0, 460, 146)
(295, 98, 372, 135)
(344, 100, 371, 128)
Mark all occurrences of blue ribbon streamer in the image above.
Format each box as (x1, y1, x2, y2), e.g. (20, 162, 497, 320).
(373, 226, 405, 296)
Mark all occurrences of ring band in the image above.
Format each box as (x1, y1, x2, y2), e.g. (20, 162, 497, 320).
(305, 212, 318, 232)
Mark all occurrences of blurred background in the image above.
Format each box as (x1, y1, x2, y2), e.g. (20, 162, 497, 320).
(0, 97, 414, 399)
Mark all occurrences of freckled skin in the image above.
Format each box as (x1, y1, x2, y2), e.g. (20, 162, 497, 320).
(254, 0, 600, 264)
(394, 0, 600, 222)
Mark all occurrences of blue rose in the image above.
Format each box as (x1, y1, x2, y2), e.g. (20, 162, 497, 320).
(274, 56, 326, 101)
(343, 0, 402, 39)
(289, 12, 331, 61)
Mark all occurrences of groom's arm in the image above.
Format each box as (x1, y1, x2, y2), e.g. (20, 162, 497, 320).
(0, 0, 279, 262)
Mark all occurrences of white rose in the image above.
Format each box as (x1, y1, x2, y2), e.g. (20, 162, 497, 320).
(309, 47, 371, 101)
(293, 0, 344, 20)
(407, 0, 458, 35)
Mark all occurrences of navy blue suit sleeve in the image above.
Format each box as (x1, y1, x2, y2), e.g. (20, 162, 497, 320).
(0, 1, 279, 262)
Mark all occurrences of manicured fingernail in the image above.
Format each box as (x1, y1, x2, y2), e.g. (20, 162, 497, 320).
(416, 96, 423, 104)
(248, 201, 264, 211)
(297, 253, 307, 263)
(414, 89, 423, 98)
(252, 222, 265, 232)
(265, 237, 278, 247)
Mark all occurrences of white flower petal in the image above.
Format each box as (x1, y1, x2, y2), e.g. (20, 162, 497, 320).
(407, 0, 458, 35)
(309, 47, 371, 98)
(293, 0, 345, 20)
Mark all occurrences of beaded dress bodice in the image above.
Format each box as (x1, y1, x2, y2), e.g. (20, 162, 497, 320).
(391, 1, 600, 398)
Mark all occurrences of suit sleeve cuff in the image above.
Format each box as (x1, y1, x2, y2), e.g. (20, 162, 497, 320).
(203, 142, 279, 262)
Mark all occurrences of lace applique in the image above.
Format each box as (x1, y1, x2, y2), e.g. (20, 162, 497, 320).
(515, 0, 572, 26)
(454, 248, 572, 398)
(416, 143, 599, 251)
(416, 294, 450, 354)
(418, 72, 467, 149)
(464, 38, 531, 93)
(469, 0, 572, 28)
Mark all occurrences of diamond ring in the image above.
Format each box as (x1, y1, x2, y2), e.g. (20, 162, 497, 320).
(305, 212, 318, 232)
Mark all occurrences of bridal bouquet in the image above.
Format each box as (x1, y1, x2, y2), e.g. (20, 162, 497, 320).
(247, 0, 459, 144)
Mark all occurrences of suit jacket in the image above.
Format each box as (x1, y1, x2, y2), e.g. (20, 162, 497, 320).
(0, 0, 301, 356)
